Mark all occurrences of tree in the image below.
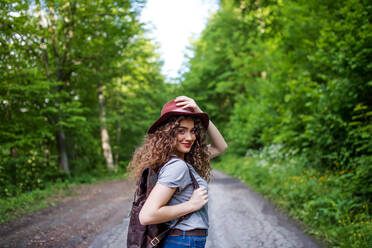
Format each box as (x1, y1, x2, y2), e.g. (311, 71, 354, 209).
(182, 0, 372, 200)
(0, 0, 155, 196)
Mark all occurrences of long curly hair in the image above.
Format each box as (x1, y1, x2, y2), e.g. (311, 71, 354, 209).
(128, 116, 211, 182)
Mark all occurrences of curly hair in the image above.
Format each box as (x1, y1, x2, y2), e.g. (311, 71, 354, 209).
(128, 116, 211, 182)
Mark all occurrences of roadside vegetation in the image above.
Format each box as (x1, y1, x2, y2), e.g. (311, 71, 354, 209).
(214, 149, 371, 248)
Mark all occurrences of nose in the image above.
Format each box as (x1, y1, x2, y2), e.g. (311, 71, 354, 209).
(185, 131, 193, 141)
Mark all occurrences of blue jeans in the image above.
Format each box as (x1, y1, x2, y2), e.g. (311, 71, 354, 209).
(161, 232, 207, 248)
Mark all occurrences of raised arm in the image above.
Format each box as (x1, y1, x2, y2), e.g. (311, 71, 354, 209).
(206, 120, 228, 159)
(175, 96, 228, 159)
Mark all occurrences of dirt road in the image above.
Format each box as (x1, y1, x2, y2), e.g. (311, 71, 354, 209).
(0, 170, 323, 248)
(0, 180, 135, 248)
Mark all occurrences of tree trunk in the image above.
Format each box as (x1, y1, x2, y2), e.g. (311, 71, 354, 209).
(57, 125, 69, 171)
(98, 85, 114, 171)
(114, 123, 121, 167)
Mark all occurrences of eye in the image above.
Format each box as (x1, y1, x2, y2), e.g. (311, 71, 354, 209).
(191, 129, 196, 134)
(177, 129, 185, 134)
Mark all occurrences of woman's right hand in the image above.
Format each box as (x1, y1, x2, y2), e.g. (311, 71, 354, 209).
(188, 186, 208, 211)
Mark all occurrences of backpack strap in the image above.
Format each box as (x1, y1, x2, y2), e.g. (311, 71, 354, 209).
(187, 165, 199, 189)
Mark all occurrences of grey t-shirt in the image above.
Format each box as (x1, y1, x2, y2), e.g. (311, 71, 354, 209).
(157, 157, 209, 231)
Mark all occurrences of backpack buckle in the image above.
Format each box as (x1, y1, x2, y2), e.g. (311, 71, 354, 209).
(150, 237, 160, 246)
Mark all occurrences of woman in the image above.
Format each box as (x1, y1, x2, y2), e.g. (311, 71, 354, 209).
(129, 96, 227, 248)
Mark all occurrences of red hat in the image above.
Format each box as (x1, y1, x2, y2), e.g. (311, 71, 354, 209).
(147, 99, 209, 134)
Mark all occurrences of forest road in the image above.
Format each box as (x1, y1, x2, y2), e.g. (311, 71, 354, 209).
(0, 170, 323, 248)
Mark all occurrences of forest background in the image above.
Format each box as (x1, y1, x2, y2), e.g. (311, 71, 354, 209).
(1, 0, 371, 247)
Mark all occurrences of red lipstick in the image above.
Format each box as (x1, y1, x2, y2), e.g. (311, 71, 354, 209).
(182, 143, 191, 148)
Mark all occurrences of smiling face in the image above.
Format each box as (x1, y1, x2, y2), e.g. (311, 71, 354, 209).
(174, 118, 196, 159)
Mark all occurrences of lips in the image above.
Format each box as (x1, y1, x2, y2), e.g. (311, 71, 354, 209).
(182, 143, 191, 148)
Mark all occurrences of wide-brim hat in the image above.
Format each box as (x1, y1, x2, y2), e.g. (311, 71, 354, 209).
(147, 99, 209, 134)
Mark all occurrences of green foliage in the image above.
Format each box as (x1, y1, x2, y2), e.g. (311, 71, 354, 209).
(183, 0, 372, 212)
(104, 32, 171, 163)
(0, 0, 170, 198)
(183, 0, 371, 163)
(214, 151, 372, 248)
(183, 1, 371, 246)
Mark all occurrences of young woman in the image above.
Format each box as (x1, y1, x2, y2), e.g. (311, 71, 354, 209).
(129, 96, 227, 248)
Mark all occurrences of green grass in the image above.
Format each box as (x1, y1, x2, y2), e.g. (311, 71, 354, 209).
(213, 149, 372, 248)
(0, 170, 128, 224)
(0, 182, 75, 223)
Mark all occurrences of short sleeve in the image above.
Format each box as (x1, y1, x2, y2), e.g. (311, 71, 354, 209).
(157, 159, 190, 191)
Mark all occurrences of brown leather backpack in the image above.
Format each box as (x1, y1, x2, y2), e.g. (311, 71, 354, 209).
(127, 161, 199, 248)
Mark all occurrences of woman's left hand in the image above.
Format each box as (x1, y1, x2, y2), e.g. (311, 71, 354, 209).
(174, 96, 203, 113)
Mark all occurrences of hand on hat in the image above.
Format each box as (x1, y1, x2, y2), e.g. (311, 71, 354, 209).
(174, 96, 203, 113)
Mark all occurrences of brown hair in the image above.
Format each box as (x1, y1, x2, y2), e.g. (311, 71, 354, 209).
(128, 116, 211, 182)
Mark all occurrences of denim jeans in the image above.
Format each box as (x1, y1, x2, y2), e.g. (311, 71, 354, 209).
(161, 232, 207, 248)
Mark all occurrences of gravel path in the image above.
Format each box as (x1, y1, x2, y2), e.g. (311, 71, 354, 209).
(1, 170, 323, 248)
(89, 170, 322, 248)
